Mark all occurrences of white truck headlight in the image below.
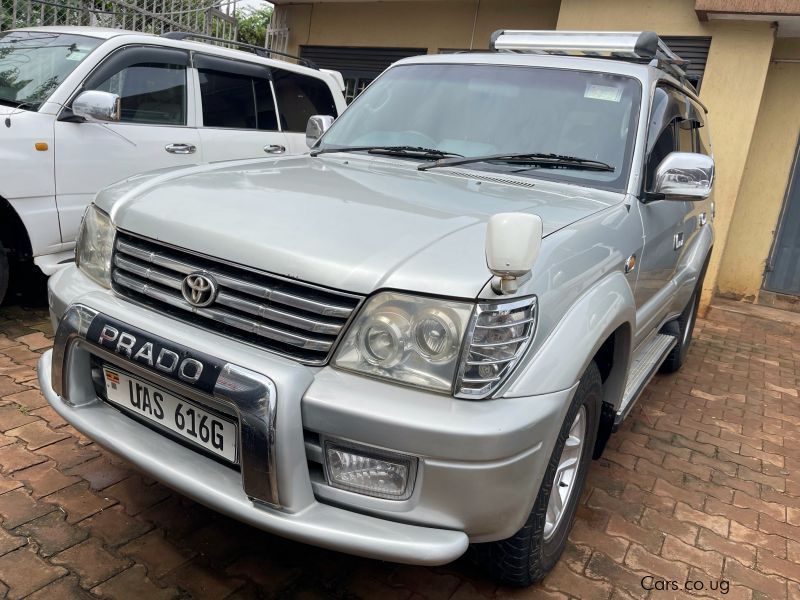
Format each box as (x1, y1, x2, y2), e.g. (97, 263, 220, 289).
(334, 292, 536, 397)
(333, 291, 473, 393)
(76, 204, 115, 288)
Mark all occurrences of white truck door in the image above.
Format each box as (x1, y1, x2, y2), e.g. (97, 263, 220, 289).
(194, 55, 289, 163)
(54, 46, 201, 245)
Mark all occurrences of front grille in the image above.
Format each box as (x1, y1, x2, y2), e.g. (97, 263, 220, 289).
(111, 232, 364, 364)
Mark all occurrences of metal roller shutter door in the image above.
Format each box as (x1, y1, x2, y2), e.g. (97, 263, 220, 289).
(661, 36, 712, 89)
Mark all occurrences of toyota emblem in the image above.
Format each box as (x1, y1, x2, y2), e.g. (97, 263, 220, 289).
(181, 272, 218, 307)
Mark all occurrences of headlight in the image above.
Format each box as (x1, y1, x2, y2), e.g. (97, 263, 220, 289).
(333, 291, 537, 397)
(76, 204, 114, 288)
(333, 291, 473, 393)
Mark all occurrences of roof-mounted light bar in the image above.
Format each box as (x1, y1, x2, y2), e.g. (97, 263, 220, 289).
(489, 30, 687, 68)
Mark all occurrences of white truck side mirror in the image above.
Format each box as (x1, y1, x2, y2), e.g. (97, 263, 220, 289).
(72, 90, 121, 123)
(486, 213, 543, 295)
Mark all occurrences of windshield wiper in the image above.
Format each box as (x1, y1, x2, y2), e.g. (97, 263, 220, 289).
(311, 145, 463, 160)
(418, 152, 614, 172)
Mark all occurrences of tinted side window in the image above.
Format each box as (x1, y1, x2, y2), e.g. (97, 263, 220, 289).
(273, 70, 337, 132)
(199, 69, 277, 130)
(93, 63, 187, 125)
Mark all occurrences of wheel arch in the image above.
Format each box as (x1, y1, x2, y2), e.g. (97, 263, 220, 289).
(503, 270, 637, 400)
(0, 196, 33, 260)
(591, 322, 632, 459)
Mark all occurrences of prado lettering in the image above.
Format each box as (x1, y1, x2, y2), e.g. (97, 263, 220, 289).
(98, 324, 204, 383)
(87, 317, 222, 394)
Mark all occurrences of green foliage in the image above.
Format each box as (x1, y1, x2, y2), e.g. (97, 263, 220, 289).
(235, 3, 272, 48)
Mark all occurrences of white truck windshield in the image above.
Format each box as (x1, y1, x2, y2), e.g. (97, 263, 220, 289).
(0, 31, 102, 109)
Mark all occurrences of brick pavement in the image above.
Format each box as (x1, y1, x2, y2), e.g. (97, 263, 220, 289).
(0, 301, 798, 599)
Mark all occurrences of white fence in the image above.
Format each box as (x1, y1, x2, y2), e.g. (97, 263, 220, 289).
(0, 0, 238, 40)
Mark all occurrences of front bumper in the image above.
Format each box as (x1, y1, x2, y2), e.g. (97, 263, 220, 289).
(39, 353, 468, 564)
(44, 266, 576, 564)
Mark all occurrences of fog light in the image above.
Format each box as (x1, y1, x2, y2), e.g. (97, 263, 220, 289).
(323, 439, 417, 500)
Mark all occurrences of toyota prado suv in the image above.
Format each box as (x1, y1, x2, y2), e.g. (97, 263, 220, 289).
(39, 30, 714, 586)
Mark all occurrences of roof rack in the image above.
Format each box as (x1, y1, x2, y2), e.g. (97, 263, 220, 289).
(490, 30, 691, 83)
(161, 31, 318, 69)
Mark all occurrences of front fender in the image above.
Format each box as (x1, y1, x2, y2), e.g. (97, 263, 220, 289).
(503, 270, 635, 404)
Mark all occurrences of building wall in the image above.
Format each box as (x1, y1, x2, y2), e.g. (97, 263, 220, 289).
(279, 0, 561, 56)
(557, 0, 776, 310)
(717, 38, 800, 302)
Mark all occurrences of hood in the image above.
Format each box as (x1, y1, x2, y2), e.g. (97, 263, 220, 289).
(98, 155, 623, 298)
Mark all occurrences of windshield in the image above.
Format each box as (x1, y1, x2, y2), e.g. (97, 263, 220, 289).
(318, 63, 642, 191)
(0, 31, 102, 109)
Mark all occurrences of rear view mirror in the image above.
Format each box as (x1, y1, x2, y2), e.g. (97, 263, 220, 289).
(649, 152, 714, 201)
(486, 212, 543, 294)
(72, 90, 121, 123)
(306, 115, 334, 148)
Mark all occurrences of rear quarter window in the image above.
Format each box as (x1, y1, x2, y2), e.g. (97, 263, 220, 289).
(273, 70, 337, 132)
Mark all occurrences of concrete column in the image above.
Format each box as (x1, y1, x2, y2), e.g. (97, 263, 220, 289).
(717, 39, 800, 303)
(697, 21, 775, 308)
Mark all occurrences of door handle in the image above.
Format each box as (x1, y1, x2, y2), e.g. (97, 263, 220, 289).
(165, 143, 196, 155)
(264, 144, 286, 154)
(673, 231, 685, 251)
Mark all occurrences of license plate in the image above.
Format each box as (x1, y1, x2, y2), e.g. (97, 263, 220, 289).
(103, 367, 237, 463)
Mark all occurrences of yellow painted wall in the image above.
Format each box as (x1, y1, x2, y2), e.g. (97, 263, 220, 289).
(279, 0, 561, 56)
(717, 38, 800, 301)
(557, 0, 776, 309)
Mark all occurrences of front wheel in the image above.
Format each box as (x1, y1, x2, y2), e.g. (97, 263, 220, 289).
(479, 362, 602, 586)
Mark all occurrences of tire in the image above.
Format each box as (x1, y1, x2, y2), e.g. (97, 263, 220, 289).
(659, 281, 702, 374)
(0, 243, 8, 306)
(479, 362, 602, 587)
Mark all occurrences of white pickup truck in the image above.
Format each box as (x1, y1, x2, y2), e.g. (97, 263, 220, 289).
(0, 26, 346, 303)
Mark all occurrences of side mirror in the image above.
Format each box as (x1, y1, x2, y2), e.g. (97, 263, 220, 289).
(306, 115, 334, 148)
(648, 152, 714, 201)
(486, 213, 543, 295)
(72, 90, 121, 123)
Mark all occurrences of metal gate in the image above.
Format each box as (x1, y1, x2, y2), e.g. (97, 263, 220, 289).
(0, 0, 238, 40)
(765, 137, 800, 297)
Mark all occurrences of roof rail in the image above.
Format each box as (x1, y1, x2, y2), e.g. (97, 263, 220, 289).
(161, 31, 318, 69)
(491, 30, 688, 69)
(490, 30, 697, 92)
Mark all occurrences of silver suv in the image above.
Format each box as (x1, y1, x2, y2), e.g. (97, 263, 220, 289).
(40, 30, 715, 586)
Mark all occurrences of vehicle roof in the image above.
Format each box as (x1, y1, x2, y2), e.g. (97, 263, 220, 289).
(9, 26, 328, 80)
(11, 25, 129, 39)
(393, 51, 699, 100)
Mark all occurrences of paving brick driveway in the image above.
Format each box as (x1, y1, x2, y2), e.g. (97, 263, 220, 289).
(0, 299, 798, 599)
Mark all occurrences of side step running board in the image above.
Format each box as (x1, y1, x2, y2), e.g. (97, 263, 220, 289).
(613, 333, 676, 430)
